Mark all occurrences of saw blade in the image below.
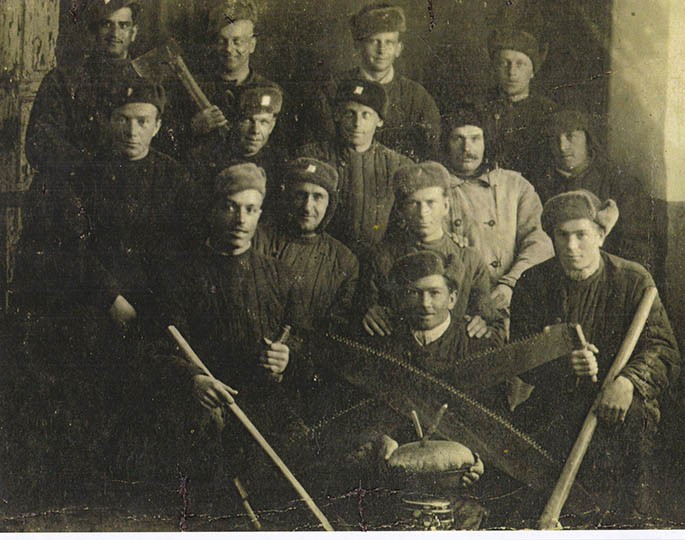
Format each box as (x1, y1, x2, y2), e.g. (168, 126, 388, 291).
(303, 329, 597, 515)
(453, 323, 578, 390)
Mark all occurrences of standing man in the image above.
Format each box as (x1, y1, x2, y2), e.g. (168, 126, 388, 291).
(166, 0, 281, 159)
(304, 3, 441, 160)
(539, 109, 656, 271)
(510, 190, 680, 523)
(298, 78, 412, 255)
(441, 105, 553, 316)
(254, 158, 359, 332)
(481, 28, 558, 180)
(360, 161, 502, 340)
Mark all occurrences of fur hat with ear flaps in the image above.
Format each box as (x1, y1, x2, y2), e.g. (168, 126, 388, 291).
(541, 189, 619, 237)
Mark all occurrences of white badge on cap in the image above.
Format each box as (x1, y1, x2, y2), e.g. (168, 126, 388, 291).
(353, 86, 364, 95)
(126, 87, 133, 97)
(104, 0, 111, 4)
(306, 164, 317, 173)
(261, 95, 271, 106)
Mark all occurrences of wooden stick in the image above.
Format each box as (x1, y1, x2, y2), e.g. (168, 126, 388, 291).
(421, 403, 448, 446)
(233, 477, 262, 530)
(168, 325, 334, 531)
(538, 287, 658, 529)
(410, 410, 423, 440)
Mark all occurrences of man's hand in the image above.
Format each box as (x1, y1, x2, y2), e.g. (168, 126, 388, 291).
(568, 344, 599, 378)
(108, 294, 137, 325)
(260, 337, 289, 381)
(190, 105, 228, 135)
(461, 453, 485, 488)
(464, 314, 490, 339)
(490, 284, 513, 310)
(362, 304, 394, 336)
(379, 434, 399, 460)
(192, 374, 238, 409)
(595, 375, 634, 424)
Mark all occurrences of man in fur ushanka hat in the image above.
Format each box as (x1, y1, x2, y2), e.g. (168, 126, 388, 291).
(537, 108, 656, 271)
(509, 189, 680, 524)
(303, 2, 441, 161)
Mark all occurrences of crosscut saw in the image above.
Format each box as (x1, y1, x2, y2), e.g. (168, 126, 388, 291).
(299, 323, 598, 514)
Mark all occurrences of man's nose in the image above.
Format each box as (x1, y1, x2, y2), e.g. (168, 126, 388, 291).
(305, 195, 316, 212)
(559, 135, 571, 152)
(567, 235, 579, 251)
(123, 120, 136, 138)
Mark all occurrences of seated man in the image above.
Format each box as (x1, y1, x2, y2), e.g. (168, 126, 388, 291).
(510, 190, 680, 523)
(254, 157, 359, 332)
(441, 105, 553, 316)
(303, 2, 440, 160)
(539, 109, 655, 271)
(481, 28, 558, 180)
(298, 78, 411, 255)
(155, 163, 313, 500)
(360, 161, 502, 340)
(189, 85, 287, 212)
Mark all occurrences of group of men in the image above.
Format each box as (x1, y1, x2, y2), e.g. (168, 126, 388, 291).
(9, 0, 680, 531)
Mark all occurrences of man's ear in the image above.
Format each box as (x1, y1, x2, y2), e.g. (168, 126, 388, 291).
(448, 290, 458, 310)
(395, 40, 404, 59)
(249, 35, 257, 54)
(152, 118, 162, 138)
(376, 118, 384, 128)
(131, 24, 138, 43)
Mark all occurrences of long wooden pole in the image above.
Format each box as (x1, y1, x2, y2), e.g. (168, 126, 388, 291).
(538, 286, 658, 529)
(167, 325, 334, 532)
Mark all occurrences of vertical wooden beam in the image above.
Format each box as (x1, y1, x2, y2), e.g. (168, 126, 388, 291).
(0, 0, 59, 313)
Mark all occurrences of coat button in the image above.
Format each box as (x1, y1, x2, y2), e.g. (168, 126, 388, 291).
(491, 260, 501, 268)
(487, 219, 496, 227)
(454, 218, 462, 227)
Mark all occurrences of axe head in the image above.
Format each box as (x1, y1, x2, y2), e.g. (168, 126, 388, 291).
(132, 39, 184, 83)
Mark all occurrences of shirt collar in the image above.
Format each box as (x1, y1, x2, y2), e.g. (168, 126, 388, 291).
(412, 313, 452, 347)
(449, 168, 496, 188)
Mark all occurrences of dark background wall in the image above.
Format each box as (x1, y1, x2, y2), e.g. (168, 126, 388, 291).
(56, 0, 613, 139)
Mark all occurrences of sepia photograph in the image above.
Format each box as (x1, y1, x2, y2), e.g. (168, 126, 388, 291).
(0, 0, 684, 532)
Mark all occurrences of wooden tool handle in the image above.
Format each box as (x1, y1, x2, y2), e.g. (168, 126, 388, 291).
(167, 325, 334, 531)
(538, 287, 658, 529)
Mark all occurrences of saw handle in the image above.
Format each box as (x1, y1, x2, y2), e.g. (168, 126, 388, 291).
(573, 324, 598, 384)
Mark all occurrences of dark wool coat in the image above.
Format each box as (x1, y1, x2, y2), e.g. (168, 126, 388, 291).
(25, 55, 141, 175)
(536, 153, 656, 272)
(360, 229, 502, 332)
(296, 139, 412, 255)
(305, 67, 441, 161)
(510, 251, 680, 507)
(480, 91, 559, 181)
(253, 223, 359, 332)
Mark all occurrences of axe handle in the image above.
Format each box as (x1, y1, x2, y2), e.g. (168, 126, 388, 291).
(538, 286, 657, 529)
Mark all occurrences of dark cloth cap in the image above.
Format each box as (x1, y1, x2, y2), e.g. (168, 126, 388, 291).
(443, 103, 485, 131)
(335, 79, 389, 119)
(350, 3, 406, 41)
(488, 27, 548, 72)
(208, 0, 258, 34)
(389, 250, 462, 291)
(546, 109, 594, 139)
(214, 162, 267, 196)
(86, 0, 139, 25)
(110, 78, 167, 115)
(284, 157, 339, 195)
(237, 85, 283, 116)
(542, 189, 619, 237)
(394, 161, 450, 201)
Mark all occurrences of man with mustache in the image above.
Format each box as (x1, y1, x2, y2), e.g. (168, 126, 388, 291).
(254, 157, 359, 333)
(537, 109, 655, 271)
(297, 78, 412, 256)
(360, 161, 502, 341)
(154, 162, 314, 512)
(166, 0, 281, 160)
(510, 190, 679, 524)
(441, 105, 553, 320)
(303, 3, 440, 161)
(480, 28, 558, 180)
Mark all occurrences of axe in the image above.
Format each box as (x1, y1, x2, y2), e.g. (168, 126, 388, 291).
(132, 39, 230, 133)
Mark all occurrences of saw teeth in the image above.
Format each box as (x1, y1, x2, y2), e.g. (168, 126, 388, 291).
(325, 333, 554, 462)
